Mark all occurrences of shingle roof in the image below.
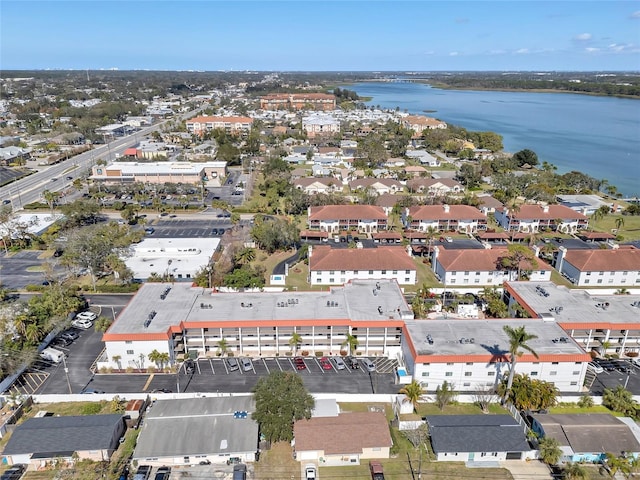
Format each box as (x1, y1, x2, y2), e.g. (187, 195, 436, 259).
(310, 246, 416, 272)
(436, 247, 551, 272)
(349, 178, 403, 190)
(502, 204, 588, 220)
(534, 414, 640, 454)
(309, 205, 387, 221)
(426, 415, 530, 453)
(294, 177, 341, 188)
(409, 205, 485, 221)
(2, 414, 124, 455)
(564, 247, 640, 272)
(294, 412, 392, 455)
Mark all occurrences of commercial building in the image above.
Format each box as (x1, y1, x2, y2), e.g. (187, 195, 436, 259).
(302, 114, 340, 138)
(259, 93, 336, 111)
(91, 161, 227, 185)
(186, 116, 253, 135)
(100, 279, 411, 369)
(401, 318, 590, 393)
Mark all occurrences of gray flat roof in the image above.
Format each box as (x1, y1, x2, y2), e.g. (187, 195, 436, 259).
(108, 279, 410, 335)
(133, 397, 258, 459)
(405, 318, 586, 358)
(507, 281, 640, 326)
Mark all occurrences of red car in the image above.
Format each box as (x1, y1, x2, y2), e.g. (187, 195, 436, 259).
(319, 357, 332, 370)
(294, 357, 306, 370)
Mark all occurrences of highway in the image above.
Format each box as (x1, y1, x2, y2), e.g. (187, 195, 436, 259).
(0, 106, 206, 209)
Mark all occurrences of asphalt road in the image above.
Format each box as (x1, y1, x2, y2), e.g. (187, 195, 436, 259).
(0, 250, 49, 289)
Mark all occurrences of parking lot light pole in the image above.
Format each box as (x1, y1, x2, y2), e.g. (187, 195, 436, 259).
(62, 355, 72, 394)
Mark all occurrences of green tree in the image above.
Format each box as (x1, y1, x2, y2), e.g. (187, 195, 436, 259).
(112, 355, 122, 370)
(252, 371, 315, 444)
(538, 436, 562, 466)
(289, 332, 302, 355)
(614, 216, 625, 232)
(250, 217, 300, 254)
(217, 338, 230, 356)
(223, 265, 265, 290)
(59, 199, 102, 227)
(604, 453, 632, 477)
(435, 381, 457, 410)
(500, 244, 538, 280)
(503, 325, 539, 402)
(498, 374, 558, 411)
(602, 385, 638, 417)
(512, 148, 539, 167)
(398, 380, 425, 412)
(341, 333, 359, 355)
(148, 349, 170, 370)
(563, 462, 588, 480)
(42, 190, 60, 218)
(577, 395, 594, 408)
(94, 316, 113, 333)
(235, 247, 256, 266)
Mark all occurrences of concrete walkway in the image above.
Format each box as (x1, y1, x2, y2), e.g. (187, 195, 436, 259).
(499, 460, 553, 480)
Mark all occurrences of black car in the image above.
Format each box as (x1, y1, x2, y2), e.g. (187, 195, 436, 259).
(53, 336, 73, 347)
(185, 359, 196, 374)
(60, 330, 80, 341)
(154, 466, 171, 480)
(0, 464, 26, 480)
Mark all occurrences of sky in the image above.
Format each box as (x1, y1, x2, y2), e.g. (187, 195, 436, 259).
(2, 1, 639, 71)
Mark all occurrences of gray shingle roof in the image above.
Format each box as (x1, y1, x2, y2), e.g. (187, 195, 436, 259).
(3, 414, 124, 455)
(425, 415, 531, 453)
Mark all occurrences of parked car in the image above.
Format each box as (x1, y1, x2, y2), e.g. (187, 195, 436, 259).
(587, 362, 604, 374)
(60, 330, 80, 341)
(233, 464, 247, 480)
(346, 356, 359, 369)
(333, 357, 346, 370)
(227, 357, 239, 371)
(445, 236, 453, 242)
(305, 465, 317, 480)
(71, 318, 93, 329)
(241, 358, 253, 372)
(81, 388, 105, 394)
(362, 358, 376, 372)
(294, 357, 307, 370)
(144, 227, 155, 234)
(133, 465, 151, 480)
(53, 336, 73, 347)
(0, 464, 26, 480)
(185, 359, 196, 374)
(154, 466, 171, 480)
(75, 311, 98, 322)
(369, 460, 385, 480)
(319, 357, 332, 370)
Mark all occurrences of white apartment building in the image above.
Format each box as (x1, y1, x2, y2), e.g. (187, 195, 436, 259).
(302, 114, 340, 138)
(555, 246, 640, 287)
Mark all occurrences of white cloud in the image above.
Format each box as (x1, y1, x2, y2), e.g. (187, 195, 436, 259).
(423, 51, 435, 56)
(630, 10, 640, 19)
(573, 33, 592, 41)
(585, 47, 601, 53)
(449, 52, 459, 56)
(489, 49, 507, 55)
(515, 48, 529, 54)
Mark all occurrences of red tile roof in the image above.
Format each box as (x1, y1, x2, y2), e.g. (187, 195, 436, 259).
(502, 204, 588, 220)
(436, 247, 551, 272)
(409, 205, 485, 220)
(372, 232, 403, 239)
(187, 115, 253, 124)
(564, 247, 640, 271)
(310, 246, 416, 272)
(309, 205, 387, 221)
(478, 232, 510, 240)
(579, 231, 616, 240)
(375, 193, 404, 208)
(294, 412, 392, 455)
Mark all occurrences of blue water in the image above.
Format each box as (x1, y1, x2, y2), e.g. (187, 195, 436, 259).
(352, 82, 640, 198)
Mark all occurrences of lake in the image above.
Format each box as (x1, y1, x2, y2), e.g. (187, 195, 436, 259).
(351, 82, 640, 198)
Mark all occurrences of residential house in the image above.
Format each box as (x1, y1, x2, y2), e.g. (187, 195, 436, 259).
(349, 178, 404, 195)
(186, 116, 253, 135)
(406, 204, 487, 233)
(476, 194, 504, 215)
(401, 319, 590, 393)
(132, 397, 258, 466)
(555, 246, 640, 287)
(425, 415, 534, 462)
(375, 193, 404, 216)
(403, 165, 428, 177)
(293, 412, 392, 465)
(431, 245, 553, 286)
(530, 413, 640, 463)
(302, 114, 340, 138)
(308, 245, 417, 285)
(293, 177, 342, 195)
(494, 204, 589, 233)
(308, 205, 388, 233)
(406, 178, 464, 195)
(405, 150, 441, 166)
(0, 146, 31, 165)
(2, 414, 125, 468)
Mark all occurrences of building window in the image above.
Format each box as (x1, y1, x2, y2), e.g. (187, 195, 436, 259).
(597, 279, 603, 284)
(392, 270, 397, 274)
(382, 270, 387, 274)
(421, 372, 429, 377)
(126, 350, 134, 355)
(354, 270, 358, 274)
(531, 371, 538, 376)
(464, 372, 472, 377)
(464, 271, 470, 276)
(369, 270, 374, 274)
(125, 341, 132, 344)
(463, 382, 471, 387)
(405, 270, 411, 274)
(487, 372, 493, 376)
(550, 371, 557, 376)
(573, 371, 580, 375)
(466, 362, 473, 365)
(552, 362, 559, 365)
(445, 372, 453, 377)
(447, 363, 454, 365)
(570, 381, 578, 386)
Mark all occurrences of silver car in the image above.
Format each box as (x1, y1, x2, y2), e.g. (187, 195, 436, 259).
(362, 358, 376, 372)
(333, 357, 346, 370)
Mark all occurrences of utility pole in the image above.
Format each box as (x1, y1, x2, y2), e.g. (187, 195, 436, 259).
(62, 355, 72, 394)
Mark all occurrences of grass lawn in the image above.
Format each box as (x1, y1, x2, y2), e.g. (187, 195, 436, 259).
(255, 249, 293, 285)
(550, 270, 574, 288)
(284, 261, 326, 291)
(405, 257, 441, 293)
(416, 402, 507, 416)
(254, 441, 301, 480)
(549, 403, 616, 415)
(589, 214, 640, 241)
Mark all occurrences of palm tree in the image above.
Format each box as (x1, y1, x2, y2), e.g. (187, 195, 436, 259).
(235, 247, 256, 266)
(563, 462, 588, 480)
(112, 355, 122, 370)
(538, 436, 562, 466)
(217, 338, 230, 357)
(42, 190, 60, 219)
(148, 349, 166, 369)
(398, 380, 425, 412)
(289, 332, 302, 355)
(341, 333, 359, 356)
(615, 216, 625, 232)
(24, 322, 42, 345)
(502, 325, 539, 402)
(604, 453, 632, 477)
(435, 381, 456, 410)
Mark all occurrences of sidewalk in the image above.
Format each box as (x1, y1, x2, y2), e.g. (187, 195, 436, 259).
(499, 460, 553, 480)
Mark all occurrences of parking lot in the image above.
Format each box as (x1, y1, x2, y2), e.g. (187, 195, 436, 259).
(589, 358, 640, 396)
(142, 218, 234, 238)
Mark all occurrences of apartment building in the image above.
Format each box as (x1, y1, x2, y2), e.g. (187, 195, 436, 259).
(308, 205, 388, 233)
(555, 246, 640, 287)
(186, 116, 253, 135)
(259, 93, 336, 111)
(100, 280, 412, 369)
(308, 245, 417, 285)
(494, 204, 589, 233)
(302, 114, 340, 137)
(402, 115, 448, 132)
(504, 281, 640, 357)
(401, 318, 590, 393)
(406, 204, 487, 233)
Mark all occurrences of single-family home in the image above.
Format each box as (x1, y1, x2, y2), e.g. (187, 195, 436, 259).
(431, 245, 553, 286)
(375, 193, 405, 216)
(405, 150, 441, 167)
(494, 204, 589, 233)
(293, 177, 342, 195)
(476, 194, 505, 215)
(349, 178, 404, 195)
(530, 413, 640, 463)
(406, 178, 464, 195)
(2, 414, 126, 468)
(132, 397, 258, 467)
(308, 245, 417, 285)
(308, 205, 388, 233)
(293, 412, 392, 465)
(425, 415, 534, 462)
(406, 204, 487, 233)
(403, 165, 428, 177)
(555, 246, 640, 287)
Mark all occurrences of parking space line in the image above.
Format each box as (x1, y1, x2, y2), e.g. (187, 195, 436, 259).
(262, 358, 270, 374)
(143, 374, 154, 391)
(208, 359, 215, 374)
(276, 359, 283, 371)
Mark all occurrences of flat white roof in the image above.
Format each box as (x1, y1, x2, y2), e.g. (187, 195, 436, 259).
(0, 213, 64, 237)
(100, 161, 226, 175)
(125, 237, 220, 280)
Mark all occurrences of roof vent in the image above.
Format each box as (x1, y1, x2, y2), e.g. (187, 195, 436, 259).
(160, 286, 171, 300)
(378, 306, 383, 315)
(426, 334, 434, 345)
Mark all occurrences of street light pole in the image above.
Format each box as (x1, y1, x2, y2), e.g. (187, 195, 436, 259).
(62, 355, 72, 394)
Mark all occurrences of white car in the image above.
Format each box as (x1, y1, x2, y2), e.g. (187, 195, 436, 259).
(75, 311, 98, 322)
(305, 465, 317, 480)
(445, 236, 453, 243)
(588, 362, 604, 374)
(72, 318, 93, 329)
